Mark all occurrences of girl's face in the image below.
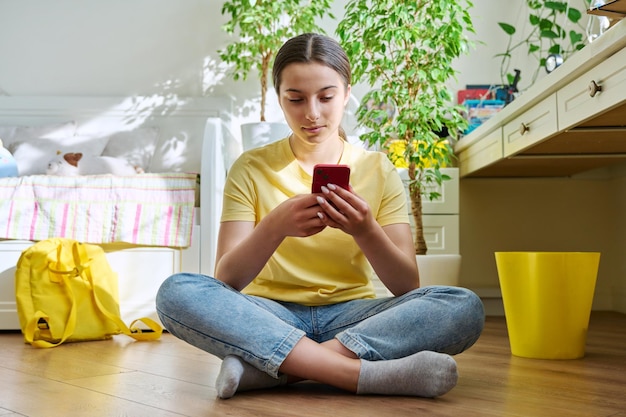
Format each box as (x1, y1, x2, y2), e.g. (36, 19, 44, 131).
(278, 62, 351, 145)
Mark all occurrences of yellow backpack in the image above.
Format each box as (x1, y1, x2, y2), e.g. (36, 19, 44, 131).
(15, 238, 162, 348)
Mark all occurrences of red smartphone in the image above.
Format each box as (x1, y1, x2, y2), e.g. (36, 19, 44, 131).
(311, 164, 351, 193)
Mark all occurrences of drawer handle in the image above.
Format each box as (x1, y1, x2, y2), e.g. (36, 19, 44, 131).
(519, 123, 530, 136)
(588, 80, 602, 97)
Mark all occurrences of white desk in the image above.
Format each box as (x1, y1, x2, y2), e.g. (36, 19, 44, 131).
(455, 18, 626, 178)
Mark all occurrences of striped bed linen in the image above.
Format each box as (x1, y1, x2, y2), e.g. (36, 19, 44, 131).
(0, 173, 197, 247)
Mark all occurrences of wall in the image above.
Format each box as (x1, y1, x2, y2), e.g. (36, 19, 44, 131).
(0, 0, 547, 142)
(459, 164, 624, 313)
(1, 0, 596, 153)
(0, 1, 218, 96)
(609, 164, 626, 312)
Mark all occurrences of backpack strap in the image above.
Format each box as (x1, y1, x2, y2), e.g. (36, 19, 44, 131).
(72, 242, 163, 341)
(24, 309, 77, 348)
(24, 245, 80, 347)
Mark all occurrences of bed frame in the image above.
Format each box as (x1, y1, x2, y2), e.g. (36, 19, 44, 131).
(0, 95, 231, 329)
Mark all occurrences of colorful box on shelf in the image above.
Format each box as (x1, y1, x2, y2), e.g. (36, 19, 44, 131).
(457, 88, 491, 104)
(463, 99, 506, 134)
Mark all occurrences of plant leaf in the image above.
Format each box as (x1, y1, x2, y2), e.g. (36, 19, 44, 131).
(498, 22, 516, 35)
(529, 14, 540, 26)
(548, 44, 562, 54)
(545, 1, 567, 12)
(540, 30, 559, 39)
(569, 30, 583, 45)
(567, 7, 582, 23)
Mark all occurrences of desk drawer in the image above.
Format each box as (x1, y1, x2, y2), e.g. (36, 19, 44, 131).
(459, 128, 503, 176)
(558, 46, 626, 130)
(503, 93, 558, 156)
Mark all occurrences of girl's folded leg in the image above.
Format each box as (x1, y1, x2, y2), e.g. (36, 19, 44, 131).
(156, 273, 306, 377)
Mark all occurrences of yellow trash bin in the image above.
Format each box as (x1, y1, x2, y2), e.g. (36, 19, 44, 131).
(495, 252, 600, 359)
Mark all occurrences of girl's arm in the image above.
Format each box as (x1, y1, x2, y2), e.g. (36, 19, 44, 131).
(214, 193, 326, 290)
(355, 222, 419, 296)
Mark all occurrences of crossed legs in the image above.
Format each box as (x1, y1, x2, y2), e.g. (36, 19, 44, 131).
(156, 275, 483, 399)
(217, 337, 458, 398)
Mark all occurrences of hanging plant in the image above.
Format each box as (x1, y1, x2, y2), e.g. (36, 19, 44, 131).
(496, 0, 590, 88)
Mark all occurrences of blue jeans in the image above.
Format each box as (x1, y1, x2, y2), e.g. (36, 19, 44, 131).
(156, 273, 485, 378)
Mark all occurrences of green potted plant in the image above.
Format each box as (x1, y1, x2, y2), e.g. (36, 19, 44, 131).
(219, 0, 333, 149)
(337, 0, 474, 259)
(496, 0, 590, 89)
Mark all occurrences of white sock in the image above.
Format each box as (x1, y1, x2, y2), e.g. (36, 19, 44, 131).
(216, 355, 288, 399)
(356, 351, 458, 397)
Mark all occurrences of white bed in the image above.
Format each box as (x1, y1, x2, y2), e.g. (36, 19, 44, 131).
(0, 95, 231, 329)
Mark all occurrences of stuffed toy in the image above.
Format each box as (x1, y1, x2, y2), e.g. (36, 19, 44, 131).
(46, 152, 144, 176)
(0, 139, 19, 177)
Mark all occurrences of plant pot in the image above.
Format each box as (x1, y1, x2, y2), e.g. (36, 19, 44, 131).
(241, 122, 291, 151)
(495, 251, 600, 359)
(416, 254, 461, 287)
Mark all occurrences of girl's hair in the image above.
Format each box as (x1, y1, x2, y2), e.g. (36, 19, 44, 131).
(273, 33, 351, 140)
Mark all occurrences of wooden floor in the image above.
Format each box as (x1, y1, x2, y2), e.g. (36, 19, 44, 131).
(1, 312, 625, 417)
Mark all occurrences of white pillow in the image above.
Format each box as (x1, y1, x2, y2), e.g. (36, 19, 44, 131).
(1, 121, 76, 154)
(10, 134, 110, 176)
(0, 126, 17, 149)
(101, 127, 159, 171)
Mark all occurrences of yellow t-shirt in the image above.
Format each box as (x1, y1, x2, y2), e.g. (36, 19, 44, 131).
(221, 138, 409, 305)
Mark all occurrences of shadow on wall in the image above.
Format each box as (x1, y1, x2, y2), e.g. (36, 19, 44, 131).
(0, 1, 236, 173)
(114, 93, 235, 173)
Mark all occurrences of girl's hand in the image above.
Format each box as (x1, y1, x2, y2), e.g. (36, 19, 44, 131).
(268, 193, 327, 238)
(314, 184, 376, 236)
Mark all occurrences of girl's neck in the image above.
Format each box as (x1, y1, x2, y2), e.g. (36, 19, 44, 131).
(289, 134, 345, 174)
